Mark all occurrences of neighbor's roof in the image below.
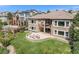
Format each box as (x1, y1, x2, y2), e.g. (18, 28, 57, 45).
(29, 11, 74, 19)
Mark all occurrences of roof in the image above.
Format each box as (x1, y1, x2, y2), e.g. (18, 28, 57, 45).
(15, 9, 41, 14)
(29, 11, 74, 20)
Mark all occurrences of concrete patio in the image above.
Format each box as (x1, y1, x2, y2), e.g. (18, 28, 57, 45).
(26, 32, 68, 43)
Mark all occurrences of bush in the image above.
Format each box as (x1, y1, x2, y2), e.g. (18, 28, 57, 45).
(0, 39, 11, 47)
(20, 26, 26, 32)
(0, 48, 9, 54)
(0, 32, 14, 47)
(72, 41, 79, 54)
(74, 29, 79, 41)
(3, 22, 8, 25)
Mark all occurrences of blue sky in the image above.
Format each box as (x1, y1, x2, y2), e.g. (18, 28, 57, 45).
(0, 5, 79, 12)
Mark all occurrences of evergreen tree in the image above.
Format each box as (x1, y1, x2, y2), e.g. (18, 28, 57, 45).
(7, 12, 13, 25)
(69, 12, 79, 53)
(0, 20, 3, 30)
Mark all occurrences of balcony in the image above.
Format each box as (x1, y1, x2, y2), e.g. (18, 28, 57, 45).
(45, 23, 51, 28)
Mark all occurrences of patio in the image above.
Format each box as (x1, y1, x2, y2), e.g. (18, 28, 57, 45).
(26, 32, 68, 43)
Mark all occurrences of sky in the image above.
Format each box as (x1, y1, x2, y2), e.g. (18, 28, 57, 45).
(0, 5, 79, 12)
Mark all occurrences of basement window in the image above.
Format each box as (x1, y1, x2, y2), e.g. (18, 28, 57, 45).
(31, 27, 35, 30)
(32, 27, 34, 30)
(55, 30, 57, 34)
(58, 31, 64, 36)
(66, 32, 69, 37)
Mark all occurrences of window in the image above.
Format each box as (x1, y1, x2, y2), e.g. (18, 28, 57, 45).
(58, 21, 65, 26)
(32, 20, 34, 23)
(25, 13, 30, 17)
(32, 27, 34, 30)
(66, 32, 69, 37)
(55, 30, 57, 34)
(20, 13, 24, 16)
(31, 27, 35, 30)
(66, 21, 69, 27)
(20, 17, 24, 20)
(55, 21, 57, 26)
(58, 31, 64, 36)
(31, 20, 36, 23)
(24, 21, 26, 25)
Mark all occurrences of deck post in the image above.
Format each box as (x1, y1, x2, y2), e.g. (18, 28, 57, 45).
(44, 20, 45, 32)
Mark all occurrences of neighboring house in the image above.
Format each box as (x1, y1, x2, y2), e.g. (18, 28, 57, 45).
(28, 11, 74, 39)
(12, 10, 42, 27)
(0, 12, 8, 22)
(67, 10, 78, 15)
(13, 10, 29, 26)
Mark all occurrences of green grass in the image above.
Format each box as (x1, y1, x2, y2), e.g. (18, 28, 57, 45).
(11, 32, 71, 54)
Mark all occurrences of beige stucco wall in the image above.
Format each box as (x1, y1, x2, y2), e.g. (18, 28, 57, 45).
(28, 19, 33, 31)
(51, 20, 72, 38)
(28, 19, 72, 38)
(36, 20, 45, 32)
(28, 19, 45, 32)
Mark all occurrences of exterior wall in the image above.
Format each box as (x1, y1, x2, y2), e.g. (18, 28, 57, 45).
(28, 19, 72, 38)
(28, 19, 45, 32)
(28, 19, 37, 31)
(15, 12, 31, 27)
(0, 16, 7, 22)
(0, 12, 8, 22)
(36, 20, 45, 32)
(51, 20, 72, 38)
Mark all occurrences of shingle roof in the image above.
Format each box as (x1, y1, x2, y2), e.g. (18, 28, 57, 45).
(29, 11, 74, 20)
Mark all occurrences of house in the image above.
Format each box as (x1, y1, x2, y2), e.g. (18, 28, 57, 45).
(0, 12, 8, 22)
(12, 10, 42, 27)
(12, 10, 29, 26)
(28, 10, 74, 39)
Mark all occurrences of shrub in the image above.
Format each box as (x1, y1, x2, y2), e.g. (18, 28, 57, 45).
(0, 47, 9, 54)
(72, 41, 79, 54)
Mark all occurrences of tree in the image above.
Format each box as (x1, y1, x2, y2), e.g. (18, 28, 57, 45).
(0, 31, 14, 54)
(69, 12, 79, 53)
(16, 15, 20, 26)
(0, 20, 3, 30)
(47, 10, 51, 13)
(7, 12, 13, 25)
(68, 10, 72, 13)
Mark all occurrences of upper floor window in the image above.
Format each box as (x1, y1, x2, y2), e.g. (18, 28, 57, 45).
(58, 21, 65, 26)
(31, 20, 36, 23)
(25, 13, 30, 17)
(20, 13, 24, 16)
(32, 20, 34, 23)
(19, 17, 24, 20)
(55, 21, 57, 26)
(66, 21, 69, 27)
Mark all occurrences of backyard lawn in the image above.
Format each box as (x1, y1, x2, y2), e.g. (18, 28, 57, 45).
(11, 32, 71, 54)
